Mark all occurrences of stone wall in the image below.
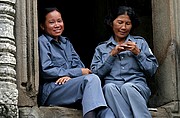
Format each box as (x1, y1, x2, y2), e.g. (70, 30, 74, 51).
(0, 0, 180, 117)
(150, 0, 180, 117)
(0, 0, 18, 117)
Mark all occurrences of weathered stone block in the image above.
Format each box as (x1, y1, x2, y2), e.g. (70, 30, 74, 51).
(19, 106, 83, 118)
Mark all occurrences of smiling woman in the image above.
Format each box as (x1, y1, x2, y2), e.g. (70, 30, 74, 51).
(39, 8, 64, 41)
(38, 7, 115, 118)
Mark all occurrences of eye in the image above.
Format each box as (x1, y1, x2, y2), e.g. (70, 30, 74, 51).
(49, 20, 55, 24)
(57, 19, 62, 23)
(126, 22, 132, 25)
(57, 18, 63, 23)
(117, 21, 123, 24)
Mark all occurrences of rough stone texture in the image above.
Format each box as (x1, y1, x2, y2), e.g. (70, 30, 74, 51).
(0, 104, 18, 118)
(18, 106, 171, 118)
(0, 82, 18, 104)
(150, 1, 180, 117)
(0, 0, 179, 118)
(0, 0, 18, 117)
(19, 107, 83, 118)
(150, 107, 169, 118)
(15, 0, 39, 107)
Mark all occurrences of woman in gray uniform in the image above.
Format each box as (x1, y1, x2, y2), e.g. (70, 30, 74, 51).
(90, 6, 158, 118)
(38, 7, 115, 118)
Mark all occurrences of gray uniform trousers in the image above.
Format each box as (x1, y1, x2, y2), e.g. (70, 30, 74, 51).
(103, 82, 152, 118)
(44, 74, 115, 118)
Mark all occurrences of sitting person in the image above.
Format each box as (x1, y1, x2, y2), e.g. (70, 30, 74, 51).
(38, 7, 115, 118)
(90, 6, 158, 118)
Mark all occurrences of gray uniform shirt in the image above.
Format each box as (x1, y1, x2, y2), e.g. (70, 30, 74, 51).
(90, 34, 158, 92)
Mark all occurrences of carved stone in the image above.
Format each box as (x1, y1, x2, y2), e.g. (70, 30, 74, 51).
(0, 0, 18, 117)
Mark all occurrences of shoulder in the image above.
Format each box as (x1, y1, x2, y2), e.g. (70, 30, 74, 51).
(132, 35, 145, 40)
(60, 36, 72, 45)
(98, 40, 108, 45)
(38, 34, 49, 44)
(94, 40, 111, 53)
(96, 40, 108, 48)
(38, 34, 46, 40)
(130, 35, 147, 43)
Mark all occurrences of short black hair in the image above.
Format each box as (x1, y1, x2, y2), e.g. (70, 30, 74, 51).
(104, 6, 140, 34)
(39, 7, 61, 24)
(38, 7, 61, 36)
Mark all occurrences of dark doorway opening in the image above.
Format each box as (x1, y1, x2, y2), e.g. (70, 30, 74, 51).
(37, 0, 152, 67)
(38, 0, 100, 67)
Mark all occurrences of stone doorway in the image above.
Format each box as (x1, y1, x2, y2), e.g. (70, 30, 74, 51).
(37, 0, 152, 67)
(14, 0, 180, 117)
(16, 0, 155, 109)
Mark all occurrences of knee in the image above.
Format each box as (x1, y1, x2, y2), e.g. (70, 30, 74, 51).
(121, 83, 135, 93)
(84, 74, 101, 84)
(103, 83, 116, 93)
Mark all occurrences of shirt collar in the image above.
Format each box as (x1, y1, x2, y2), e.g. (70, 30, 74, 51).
(106, 36, 117, 46)
(107, 34, 135, 46)
(125, 34, 136, 42)
(44, 34, 67, 44)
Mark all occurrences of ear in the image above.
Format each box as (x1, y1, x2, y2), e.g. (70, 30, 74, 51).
(40, 23, 45, 30)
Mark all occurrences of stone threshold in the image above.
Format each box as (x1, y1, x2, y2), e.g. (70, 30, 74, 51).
(19, 106, 169, 118)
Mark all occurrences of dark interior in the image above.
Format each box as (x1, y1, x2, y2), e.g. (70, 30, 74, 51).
(37, 0, 152, 67)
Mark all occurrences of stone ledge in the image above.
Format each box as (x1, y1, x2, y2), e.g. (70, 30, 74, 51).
(19, 106, 83, 118)
(149, 107, 169, 118)
(19, 106, 170, 118)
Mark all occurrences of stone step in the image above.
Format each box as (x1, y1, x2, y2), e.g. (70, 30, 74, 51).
(19, 106, 169, 118)
(19, 106, 82, 118)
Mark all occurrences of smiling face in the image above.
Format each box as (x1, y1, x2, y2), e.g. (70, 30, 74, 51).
(41, 10, 64, 40)
(112, 13, 132, 42)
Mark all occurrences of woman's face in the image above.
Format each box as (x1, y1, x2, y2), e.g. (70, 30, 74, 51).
(112, 14, 132, 41)
(41, 10, 64, 39)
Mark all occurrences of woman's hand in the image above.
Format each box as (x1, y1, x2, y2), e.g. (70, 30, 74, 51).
(55, 76, 71, 84)
(81, 68, 92, 75)
(110, 45, 126, 56)
(110, 41, 140, 56)
(121, 41, 140, 55)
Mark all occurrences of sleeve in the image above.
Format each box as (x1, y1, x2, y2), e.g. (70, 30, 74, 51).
(135, 39, 159, 77)
(38, 37, 84, 80)
(90, 46, 116, 78)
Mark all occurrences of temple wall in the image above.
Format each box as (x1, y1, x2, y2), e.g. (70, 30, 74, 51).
(150, 0, 180, 117)
(0, 0, 180, 117)
(0, 0, 18, 117)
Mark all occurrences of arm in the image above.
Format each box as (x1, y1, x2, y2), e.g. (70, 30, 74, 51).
(134, 39, 159, 77)
(120, 38, 158, 77)
(90, 47, 116, 78)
